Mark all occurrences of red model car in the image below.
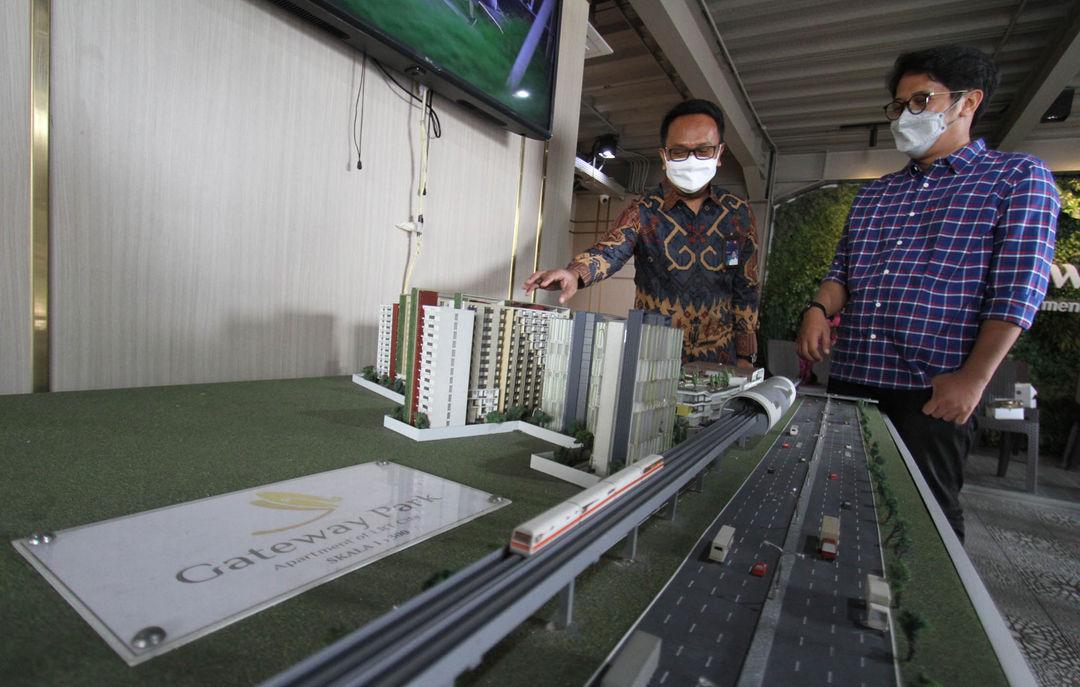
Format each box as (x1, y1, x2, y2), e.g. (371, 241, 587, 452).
(751, 561, 768, 577)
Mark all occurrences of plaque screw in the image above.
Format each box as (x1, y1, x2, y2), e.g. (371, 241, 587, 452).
(131, 626, 167, 650)
(27, 532, 55, 546)
(489, 495, 504, 503)
(376, 460, 390, 466)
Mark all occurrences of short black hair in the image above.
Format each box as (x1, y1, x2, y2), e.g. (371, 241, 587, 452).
(659, 99, 726, 145)
(886, 44, 1000, 126)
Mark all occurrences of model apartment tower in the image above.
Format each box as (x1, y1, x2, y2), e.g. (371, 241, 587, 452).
(541, 310, 683, 475)
(380, 289, 569, 427)
(416, 305, 475, 428)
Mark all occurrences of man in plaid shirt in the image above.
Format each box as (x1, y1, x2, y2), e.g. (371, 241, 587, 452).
(797, 45, 1059, 541)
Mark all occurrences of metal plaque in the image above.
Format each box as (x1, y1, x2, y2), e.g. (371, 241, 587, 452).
(12, 462, 508, 665)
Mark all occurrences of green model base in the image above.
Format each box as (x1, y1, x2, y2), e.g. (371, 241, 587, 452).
(0, 377, 1005, 686)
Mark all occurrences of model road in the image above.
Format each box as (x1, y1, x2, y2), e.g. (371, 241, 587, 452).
(759, 399, 895, 687)
(625, 398, 822, 686)
(614, 397, 896, 687)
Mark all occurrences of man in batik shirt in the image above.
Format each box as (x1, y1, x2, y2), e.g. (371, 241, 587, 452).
(524, 99, 760, 369)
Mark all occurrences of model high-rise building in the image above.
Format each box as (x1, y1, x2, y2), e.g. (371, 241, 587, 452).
(415, 305, 475, 428)
(371, 292, 683, 474)
(375, 303, 398, 379)
(542, 310, 683, 476)
(540, 312, 600, 433)
(464, 297, 511, 424)
(378, 290, 570, 426)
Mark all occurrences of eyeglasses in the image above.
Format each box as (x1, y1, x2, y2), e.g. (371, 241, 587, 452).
(663, 144, 720, 161)
(883, 90, 967, 120)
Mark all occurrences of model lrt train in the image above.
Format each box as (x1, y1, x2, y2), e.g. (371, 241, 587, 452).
(509, 454, 666, 556)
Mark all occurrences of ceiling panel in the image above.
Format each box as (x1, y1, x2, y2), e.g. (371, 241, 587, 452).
(577, 0, 1080, 192)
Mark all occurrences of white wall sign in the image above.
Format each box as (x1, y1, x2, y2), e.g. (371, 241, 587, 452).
(11, 462, 508, 665)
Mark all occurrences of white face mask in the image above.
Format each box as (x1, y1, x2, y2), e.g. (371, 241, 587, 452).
(665, 152, 719, 194)
(890, 96, 964, 158)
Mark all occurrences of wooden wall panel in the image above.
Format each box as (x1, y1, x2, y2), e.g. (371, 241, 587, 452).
(1, 0, 32, 394)
(37, 0, 585, 391)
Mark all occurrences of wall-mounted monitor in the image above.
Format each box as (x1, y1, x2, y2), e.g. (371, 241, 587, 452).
(267, 0, 562, 140)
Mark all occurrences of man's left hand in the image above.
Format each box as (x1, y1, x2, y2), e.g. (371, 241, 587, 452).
(923, 371, 985, 425)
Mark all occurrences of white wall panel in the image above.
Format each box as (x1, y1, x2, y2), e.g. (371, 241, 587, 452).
(524, 0, 588, 306)
(38, 0, 586, 391)
(0, 0, 32, 394)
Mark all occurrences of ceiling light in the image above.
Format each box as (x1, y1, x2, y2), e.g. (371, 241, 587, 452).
(594, 133, 619, 160)
(1041, 87, 1074, 123)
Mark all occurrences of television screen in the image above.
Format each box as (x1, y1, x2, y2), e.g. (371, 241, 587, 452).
(269, 0, 562, 139)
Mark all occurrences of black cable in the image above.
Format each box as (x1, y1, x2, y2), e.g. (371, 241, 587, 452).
(352, 53, 367, 170)
(373, 58, 441, 140)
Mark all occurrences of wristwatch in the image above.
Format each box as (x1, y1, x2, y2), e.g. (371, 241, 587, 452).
(736, 353, 756, 364)
(802, 300, 829, 318)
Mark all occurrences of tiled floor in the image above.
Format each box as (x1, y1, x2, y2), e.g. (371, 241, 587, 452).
(963, 448, 1080, 686)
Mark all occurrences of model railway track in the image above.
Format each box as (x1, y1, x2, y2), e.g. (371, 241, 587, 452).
(264, 400, 780, 687)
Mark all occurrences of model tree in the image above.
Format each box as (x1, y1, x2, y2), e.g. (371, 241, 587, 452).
(898, 609, 932, 661)
(886, 518, 910, 547)
(883, 494, 900, 523)
(528, 408, 552, 426)
(893, 529, 912, 556)
(672, 418, 688, 445)
(887, 559, 911, 607)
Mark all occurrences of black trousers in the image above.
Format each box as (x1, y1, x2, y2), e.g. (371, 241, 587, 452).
(828, 378, 975, 542)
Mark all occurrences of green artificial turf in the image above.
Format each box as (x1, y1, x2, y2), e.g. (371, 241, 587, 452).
(0, 381, 1006, 686)
(859, 404, 1008, 687)
(0, 377, 574, 686)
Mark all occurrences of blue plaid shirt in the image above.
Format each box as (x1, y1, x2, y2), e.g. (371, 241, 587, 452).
(826, 139, 1059, 390)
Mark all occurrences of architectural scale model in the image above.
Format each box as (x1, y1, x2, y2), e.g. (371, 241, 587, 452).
(375, 289, 570, 428)
(600, 396, 901, 687)
(370, 289, 693, 476)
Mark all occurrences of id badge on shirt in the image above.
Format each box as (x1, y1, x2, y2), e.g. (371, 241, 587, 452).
(725, 239, 739, 266)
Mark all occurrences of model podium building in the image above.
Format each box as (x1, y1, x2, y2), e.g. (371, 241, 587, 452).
(372, 289, 686, 476)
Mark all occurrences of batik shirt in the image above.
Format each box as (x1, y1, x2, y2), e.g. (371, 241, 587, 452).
(567, 180, 760, 364)
(825, 139, 1059, 390)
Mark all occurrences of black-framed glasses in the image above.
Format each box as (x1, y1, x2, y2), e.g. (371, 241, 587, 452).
(883, 90, 967, 120)
(663, 144, 720, 161)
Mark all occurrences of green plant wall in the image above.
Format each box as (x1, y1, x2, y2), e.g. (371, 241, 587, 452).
(762, 176, 1080, 453)
(761, 183, 863, 342)
(1011, 176, 1080, 454)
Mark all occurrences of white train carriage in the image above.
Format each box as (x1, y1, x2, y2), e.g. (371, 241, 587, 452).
(510, 454, 665, 556)
(509, 501, 583, 556)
